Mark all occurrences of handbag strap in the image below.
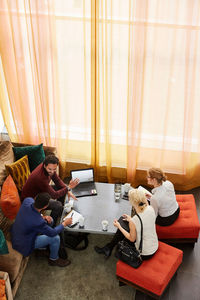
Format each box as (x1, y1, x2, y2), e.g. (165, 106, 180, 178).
(135, 213, 143, 253)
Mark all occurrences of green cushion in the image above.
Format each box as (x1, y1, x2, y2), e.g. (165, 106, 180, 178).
(13, 143, 45, 172)
(0, 229, 9, 255)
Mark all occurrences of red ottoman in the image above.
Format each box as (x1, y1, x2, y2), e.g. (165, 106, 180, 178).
(116, 241, 183, 299)
(156, 194, 200, 245)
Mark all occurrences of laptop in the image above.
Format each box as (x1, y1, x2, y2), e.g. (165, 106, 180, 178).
(70, 168, 97, 198)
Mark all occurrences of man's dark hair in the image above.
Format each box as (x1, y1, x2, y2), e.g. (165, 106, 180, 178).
(43, 155, 59, 166)
(34, 193, 51, 209)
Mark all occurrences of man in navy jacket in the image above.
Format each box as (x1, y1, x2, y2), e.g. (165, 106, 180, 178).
(11, 193, 72, 267)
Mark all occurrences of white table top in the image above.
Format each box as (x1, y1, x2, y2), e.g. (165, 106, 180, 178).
(61, 182, 132, 235)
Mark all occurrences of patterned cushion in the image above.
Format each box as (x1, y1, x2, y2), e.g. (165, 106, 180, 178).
(0, 208, 13, 241)
(5, 155, 30, 191)
(13, 143, 45, 172)
(0, 175, 21, 220)
(0, 141, 15, 186)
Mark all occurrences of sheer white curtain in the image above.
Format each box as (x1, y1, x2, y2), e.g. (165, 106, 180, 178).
(1, 0, 200, 189)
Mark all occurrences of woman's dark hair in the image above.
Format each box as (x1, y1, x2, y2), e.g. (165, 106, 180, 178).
(147, 168, 167, 184)
(44, 155, 59, 166)
(34, 193, 51, 209)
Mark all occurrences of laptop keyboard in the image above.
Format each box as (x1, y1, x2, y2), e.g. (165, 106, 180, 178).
(74, 182, 95, 190)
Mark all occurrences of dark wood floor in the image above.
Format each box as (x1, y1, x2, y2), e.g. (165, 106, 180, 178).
(136, 186, 200, 300)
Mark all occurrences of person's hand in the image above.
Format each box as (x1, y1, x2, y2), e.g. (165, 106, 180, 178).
(68, 178, 80, 189)
(67, 191, 78, 201)
(113, 219, 120, 228)
(62, 217, 73, 227)
(42, 215, 53, 224)
(122, 214, 132, 222)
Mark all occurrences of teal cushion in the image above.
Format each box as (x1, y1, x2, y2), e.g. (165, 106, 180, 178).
(13, 143, 45, 172)
(0, 229, 8, 255)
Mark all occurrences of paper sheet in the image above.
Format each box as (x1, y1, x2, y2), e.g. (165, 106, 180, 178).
(137, 186, 152, 197)
(63, 209, 83, 227)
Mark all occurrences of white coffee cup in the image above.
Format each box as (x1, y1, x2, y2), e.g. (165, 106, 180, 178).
(64, 203, 71, 213)
(102, 220, 109, 231)
(79, 216, 85, 228)
(124, 183, 131, 194)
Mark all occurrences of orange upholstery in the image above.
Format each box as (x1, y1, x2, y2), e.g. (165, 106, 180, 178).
(116, 241, 183, 297)
(0, 279, 6, 300)
(156, 194, 200, 240)
(0, 175, 21, 220)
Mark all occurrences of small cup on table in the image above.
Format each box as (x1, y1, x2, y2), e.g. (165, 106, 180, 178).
(102, 220, 109, 231)
(79, 216, 85, 228)
(114, 183, 122, 202)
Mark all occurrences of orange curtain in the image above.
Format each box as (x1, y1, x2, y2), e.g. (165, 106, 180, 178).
(126, 0, 200, 190)
(0, 0, 93, 175)
(1, 0, 200, 190)
(0, 0, 59, 145)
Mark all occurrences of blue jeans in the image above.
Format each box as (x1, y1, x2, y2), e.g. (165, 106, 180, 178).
(34, 234, 60, 260)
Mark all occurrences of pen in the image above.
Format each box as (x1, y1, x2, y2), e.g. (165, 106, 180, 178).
(71, 212, 74, 217)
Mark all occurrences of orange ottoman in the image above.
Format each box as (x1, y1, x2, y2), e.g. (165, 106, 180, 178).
(116, 241, 183, 299)
(156, 194, 200, 245)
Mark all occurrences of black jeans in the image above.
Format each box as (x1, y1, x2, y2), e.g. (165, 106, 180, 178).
(46, 185, 66, 225)
(106, 229, 125, 251)
(106, 225, 156, 261)
(156, 206, 180, 226)
(47, 199, 63, 226)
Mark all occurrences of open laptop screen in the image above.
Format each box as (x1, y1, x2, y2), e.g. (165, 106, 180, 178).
(70, 168, 94, 183)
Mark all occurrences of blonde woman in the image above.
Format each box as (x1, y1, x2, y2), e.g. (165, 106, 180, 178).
(147, 168, 180, 226)
(94, 189, 158, 260)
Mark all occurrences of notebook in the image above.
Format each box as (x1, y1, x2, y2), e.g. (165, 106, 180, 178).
(118, 216, 130, 232)
(63, 209, 83, 228)
(70, 168, 97, 198)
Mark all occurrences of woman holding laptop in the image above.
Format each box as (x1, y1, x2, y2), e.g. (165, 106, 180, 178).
(94, 189, 158, 259)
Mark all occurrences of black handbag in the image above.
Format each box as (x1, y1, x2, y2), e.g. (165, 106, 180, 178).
(63, 231, 89, 251)
(115, 214, 143, 269)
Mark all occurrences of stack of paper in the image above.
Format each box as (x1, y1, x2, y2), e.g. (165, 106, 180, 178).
(63, 209, 83, 227)
(137, 186, 152, 197)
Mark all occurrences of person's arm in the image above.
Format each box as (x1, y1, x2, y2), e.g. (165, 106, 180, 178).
(51, 173, 79, 197)
(113, 217, 136, 242)
(45, 184, 68, 199)
(51, 172, 79, 189)
(38, 217, 72, 237)
(42, 215, 53, 224)
(51, 172, 67, 189)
